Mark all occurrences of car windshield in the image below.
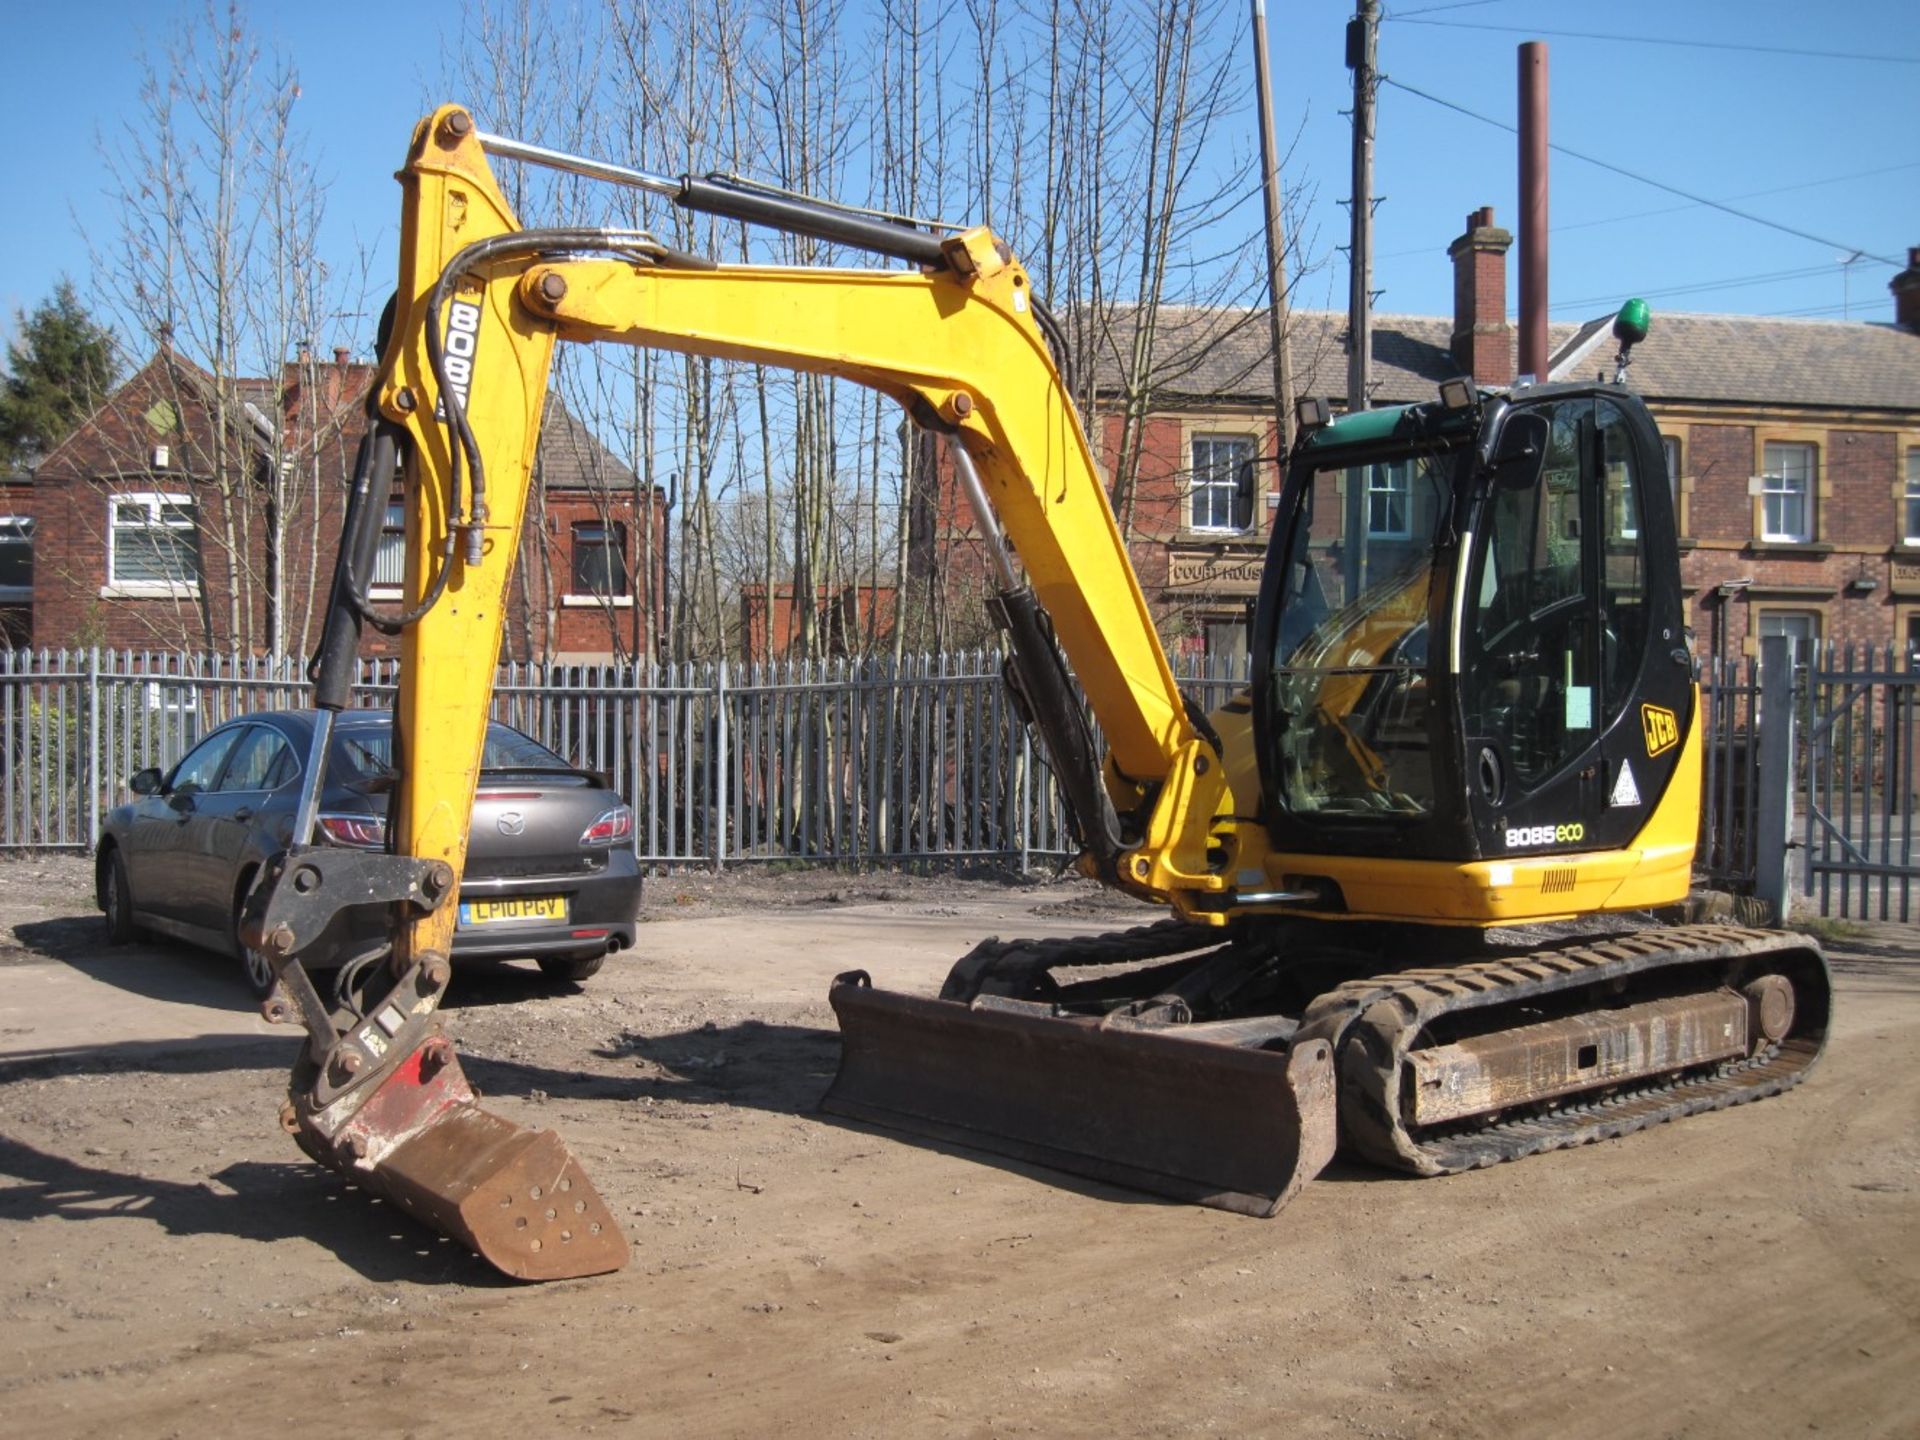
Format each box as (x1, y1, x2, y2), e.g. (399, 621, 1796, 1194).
(330, 722, 571, 782)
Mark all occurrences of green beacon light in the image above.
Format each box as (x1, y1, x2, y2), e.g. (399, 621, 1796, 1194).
(1605, 299, 1651, 384)
(1612, 298, 1651, 384)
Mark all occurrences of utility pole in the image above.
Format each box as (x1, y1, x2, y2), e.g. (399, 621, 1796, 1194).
(1250, 0, 1295, 459)
(1346, 0, 1380, 413)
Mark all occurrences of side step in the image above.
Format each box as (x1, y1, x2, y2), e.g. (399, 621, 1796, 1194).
(823, 971, 1337, 1217)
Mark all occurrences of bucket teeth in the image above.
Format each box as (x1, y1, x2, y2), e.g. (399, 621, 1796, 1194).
(824, 974, 1337, 1216)
(299, 1037, 628, 1281)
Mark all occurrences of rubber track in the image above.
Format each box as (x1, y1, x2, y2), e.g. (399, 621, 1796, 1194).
(1292, 924, 1832, 1176)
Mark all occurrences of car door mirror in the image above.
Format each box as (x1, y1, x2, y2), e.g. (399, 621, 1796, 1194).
(1491, 412, 1551, 491)
(129, 767, 164, 796)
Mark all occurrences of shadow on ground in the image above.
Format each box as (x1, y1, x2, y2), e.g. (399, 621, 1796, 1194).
(1820, 930, 1920, 996)
(8, 916, 594, 1013)
(11, 917, 263, 1010)
(0, 1132, 517, 1286)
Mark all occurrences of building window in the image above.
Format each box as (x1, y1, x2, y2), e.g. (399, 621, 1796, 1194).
(109, 492, 198, 592)
(1363, 460, 1413, 538)
(1189, 436, 1254, 532)
(570, 521, 628, 597)
(1760, 442, 1815, 543)
(1758, 610, 1819, 661)
(0, 517, 31, 601)
(371, 503, 406, 597)
(1905, 448, 1920, 546)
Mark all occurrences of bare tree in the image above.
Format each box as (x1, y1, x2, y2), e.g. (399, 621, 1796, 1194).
(88, 0, 359, 656)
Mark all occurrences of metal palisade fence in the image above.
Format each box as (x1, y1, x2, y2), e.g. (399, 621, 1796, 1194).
(17, 644, 1910, 918)
(0, 648, 1256, 870)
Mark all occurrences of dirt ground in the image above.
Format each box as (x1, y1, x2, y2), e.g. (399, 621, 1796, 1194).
(1, 853, 1916, 1439)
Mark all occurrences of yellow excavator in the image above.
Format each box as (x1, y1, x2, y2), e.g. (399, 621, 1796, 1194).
(241, 107, 1828, 1281)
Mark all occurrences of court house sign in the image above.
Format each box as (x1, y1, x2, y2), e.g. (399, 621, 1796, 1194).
(1167, 550, 1264, 595)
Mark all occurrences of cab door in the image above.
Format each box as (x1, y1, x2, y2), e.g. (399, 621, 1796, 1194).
(1456, 393, 1681, 860)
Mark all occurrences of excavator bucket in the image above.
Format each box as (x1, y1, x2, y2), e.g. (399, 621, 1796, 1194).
(823, 974, 1338, 1216)
(301, 1035, 628, 1281)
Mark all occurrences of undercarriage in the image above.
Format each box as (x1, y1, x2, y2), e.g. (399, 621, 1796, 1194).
(825, 919, 1830, 1209)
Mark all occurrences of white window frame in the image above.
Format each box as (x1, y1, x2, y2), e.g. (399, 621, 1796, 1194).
(1365, 460, 1413, 539)
(1662, 435, 1683, 495)
(370, 502, 406, 600)
(143, 680, 200, 712)
(1610, 461, 1639, 541)
(1905, 448, 1920, 546)
(1188, 435, 1254, 534)
(105, 491, 200, 598)
(563, 520, 634, 607)
(0, 516, 32, 602)
(1760, 442, 1814, 544)
(1757, 609, 1819, 663)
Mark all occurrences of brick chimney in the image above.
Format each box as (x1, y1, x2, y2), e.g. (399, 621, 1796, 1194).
(1449, 206, 1514, 385)
(1893, 247, 1920, 331)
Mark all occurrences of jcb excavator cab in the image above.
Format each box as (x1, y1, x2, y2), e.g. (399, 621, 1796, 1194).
(1252, 383, 1692, 880)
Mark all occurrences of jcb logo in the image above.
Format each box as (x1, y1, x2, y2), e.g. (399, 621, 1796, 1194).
(1641, 703, 1679, 758)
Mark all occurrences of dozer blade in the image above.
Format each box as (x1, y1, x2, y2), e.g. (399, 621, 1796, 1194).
(823, 973, 1337, 1216)
(302, 1036, 628, 1281)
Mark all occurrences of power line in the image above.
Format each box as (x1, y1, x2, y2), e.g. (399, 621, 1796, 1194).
(1549, 262, 1864, 314)
(1759, 301, 1861, 319)
(1551, 164, 1920, 236)
(1381, 77, 1904, 268)
(1388, 0, 1536, 16)
(1393, 18, 1920, 65)
(1375, 161, 1920, 262)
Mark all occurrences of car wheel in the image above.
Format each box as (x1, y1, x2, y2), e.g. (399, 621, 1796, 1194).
(233, 870, 278, 1000)
(537, 953, 604, 984)
(101, 848, 137, 944)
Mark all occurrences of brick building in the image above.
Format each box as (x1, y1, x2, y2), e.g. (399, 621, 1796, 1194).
(984, 217, 1920, 666)
(737, 582, 899, 663)
(23, 348, 665, 664)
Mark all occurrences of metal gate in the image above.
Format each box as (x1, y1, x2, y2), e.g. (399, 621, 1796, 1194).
(1800, 643, 1920, 920)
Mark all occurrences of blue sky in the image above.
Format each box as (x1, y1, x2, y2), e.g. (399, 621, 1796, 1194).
(2, 0, 1916, 362)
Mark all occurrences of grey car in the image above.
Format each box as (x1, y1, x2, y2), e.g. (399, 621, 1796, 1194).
(95, 709, 642, 994)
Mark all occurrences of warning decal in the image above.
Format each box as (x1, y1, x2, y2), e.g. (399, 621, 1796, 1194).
(1611, 759, 1641, 808)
